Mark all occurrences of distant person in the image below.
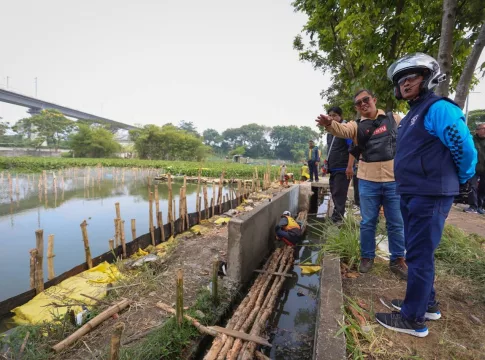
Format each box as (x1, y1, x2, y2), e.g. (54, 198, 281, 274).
(275, 211, 302, 246)
(324, 106, 355, 223)
(315, 89, 407, 280)
(279, 164, 287, 186)
(373, 53, 476, 337)
(300, 161, 310, 181)
(307, 140, 320, 182)
(464, 123, 485, 214)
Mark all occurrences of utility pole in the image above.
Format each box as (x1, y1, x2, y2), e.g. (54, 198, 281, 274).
(34, 77, 38, 97)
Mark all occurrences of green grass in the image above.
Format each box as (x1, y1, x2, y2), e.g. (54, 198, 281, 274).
(436, 224, 485, 284)
(0, 156, 299, 179)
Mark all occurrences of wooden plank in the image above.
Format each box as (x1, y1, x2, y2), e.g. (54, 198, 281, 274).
(207, 326, 272, 347)
(253, 270, 294, 278)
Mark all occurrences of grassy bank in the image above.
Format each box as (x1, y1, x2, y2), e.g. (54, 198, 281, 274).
(313, 215, 485, 359)
(0, 157, 300, 179)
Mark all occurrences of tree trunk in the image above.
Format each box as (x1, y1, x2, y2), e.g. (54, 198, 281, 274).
(435, 0, 457, 97)
(454, 23, 485, 109)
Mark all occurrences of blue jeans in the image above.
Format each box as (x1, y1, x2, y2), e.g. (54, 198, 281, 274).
(359, 179, 405, 261)
(307, 160, 319, 181)
(400, 195, 453, 322)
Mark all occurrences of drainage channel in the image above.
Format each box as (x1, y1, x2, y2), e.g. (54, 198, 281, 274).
(257, 224, 323, 359)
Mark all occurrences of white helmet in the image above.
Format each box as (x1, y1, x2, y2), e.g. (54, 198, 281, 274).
(282, 211, 291, 216)
(387, 53, 446, 99)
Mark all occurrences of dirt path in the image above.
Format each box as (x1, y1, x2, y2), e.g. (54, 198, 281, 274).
(447, 204, 485, 237)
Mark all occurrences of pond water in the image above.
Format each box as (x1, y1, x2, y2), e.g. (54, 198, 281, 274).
(0, 168, 230, 302)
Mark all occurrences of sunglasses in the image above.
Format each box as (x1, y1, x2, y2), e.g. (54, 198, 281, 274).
(397, 73, 421, 86)
(354, 96, 371, 107)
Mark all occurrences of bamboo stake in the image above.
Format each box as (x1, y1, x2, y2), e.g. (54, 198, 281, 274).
(179, 187, 184, 231)
(212, 259, 219, 305)
(109, 239, 115, 250)
(120, 220, 127, 258)
(155, 186, 160, 228)
(52, 299, 131, 352)
(80, 220, 93, 269)
(34, 230, 44, 293)
(210, 198, 214, 216)
(149, 191, 155, 246)
(115, 202, 121, 219)
(203, 184, 209, 219)
(196, 169, 201, 221)
(131, 219, 136, 240)
(212, 181, 216, 215)
(158, 211, 165, 242)
(114, 219, 119, 247)
(29, 249, 37, 290)
(47, 234, 55, 280)
(173, 199, 176, 233)
(109, 322, 125, 360)
(184, 187, 189, 229)
(168, 174, 174, 234)
(176, 269, 184, 327)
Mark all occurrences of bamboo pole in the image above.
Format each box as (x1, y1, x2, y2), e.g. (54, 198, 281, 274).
(203, 184, 209, 219)
(173, 199, 176, 233)
(158, 211, 165, 242)
(52, 299, 131, 352)
(131, 219, 136, 240)
(176, 269, 184, 327)
(212, 259, 219, 305)
(120, 220, 127, 258)
(155, 186, 160, 228)
(211, 198, 214, 216)
(29, 249, 37, 290)
(109, 239, 115, 250)
(115, 202, 121, 219)
(34, 230, 44, 293)
(149, 191, 155, 246)
(196, 169, 201, 221)
(212, 181, 216, 215)
(179, 187, 184, 231)
(168, 174, 174, 234)
(109, 322, 125, 360)
(47, 234, 55, 280)
(80, 220, 93, 269)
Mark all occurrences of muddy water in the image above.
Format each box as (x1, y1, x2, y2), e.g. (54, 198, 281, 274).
(0, 168, 230, 302)
(262, 225, 323, 359)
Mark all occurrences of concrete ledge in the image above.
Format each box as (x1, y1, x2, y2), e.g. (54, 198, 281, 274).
(227, 185, 299, 284)
(314, 255, 346, 360)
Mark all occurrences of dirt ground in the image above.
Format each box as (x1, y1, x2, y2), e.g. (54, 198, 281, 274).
(447, 203, 485, 237)
(54, 185, 289, 360)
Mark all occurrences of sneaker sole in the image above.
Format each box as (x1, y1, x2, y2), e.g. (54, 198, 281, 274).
(376, 317, 429, 338)
(391, 304, 441, 320)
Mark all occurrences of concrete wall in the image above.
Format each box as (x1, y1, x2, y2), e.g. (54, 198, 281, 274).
(227, 185, 300, 284)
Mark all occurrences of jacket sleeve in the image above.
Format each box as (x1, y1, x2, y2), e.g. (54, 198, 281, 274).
(325, 121, 357, 143)
(274, 217, 288, 232)
(424, 100, 477, 184)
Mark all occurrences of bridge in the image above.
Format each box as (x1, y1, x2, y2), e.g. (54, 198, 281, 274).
(0, 88, 137, 130)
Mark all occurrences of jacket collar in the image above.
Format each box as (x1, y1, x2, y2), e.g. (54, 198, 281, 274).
(361, 109, 385, 121)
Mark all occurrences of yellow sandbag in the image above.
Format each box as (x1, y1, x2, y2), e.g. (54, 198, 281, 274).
(190, 225, 211, 235)
(12, 262, 121, 325)
(299, 265, 321, 275)
(214, 217, 231, 225)
(132, 248, 149, 258)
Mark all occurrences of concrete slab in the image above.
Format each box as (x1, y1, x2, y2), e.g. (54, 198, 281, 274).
(313, 255, 346, 360)
(309, 178, 330, 188)
(227, 185, 299, 284)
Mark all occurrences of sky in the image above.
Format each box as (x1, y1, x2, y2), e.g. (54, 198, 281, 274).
(0, 0, 484, 134)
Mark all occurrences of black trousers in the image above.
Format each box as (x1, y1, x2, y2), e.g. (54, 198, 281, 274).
(468, 173, 485, 209)
(329, 171, 351, 221)
(308, 160, 319, 181)
(353, 175, 360, 206)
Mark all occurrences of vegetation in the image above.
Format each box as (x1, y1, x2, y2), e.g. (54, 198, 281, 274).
(292, 0, 485, 116)
(129, 124, 210, 161)
(0, 157, 300, 179)
(69, 125, 122, 158)
(468, 109, 485, 131)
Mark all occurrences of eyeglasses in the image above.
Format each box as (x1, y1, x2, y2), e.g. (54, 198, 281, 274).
(354, 96, 371, 107)
(397, 73, 421, 86)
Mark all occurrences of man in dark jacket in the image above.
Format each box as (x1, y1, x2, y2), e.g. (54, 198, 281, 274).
(307, 140, 320, 182)
(375, 53, 476, 338)
(325, 106, 354, 223)
(464, 123, 485, 214)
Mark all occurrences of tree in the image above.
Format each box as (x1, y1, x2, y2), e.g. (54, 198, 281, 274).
(69, 124, 122, 158)
(0, 121, 9, 136)
(293, 0, 485, 114)
(203, 128, 222, 146)
(467, 109, 485, 131)
(270, 125, 319, 161)
(229, 146, 246, 156)
(13, 109, 75, 150)
(178, 120, 200, 137)
(131, 124, 210, 161)
(222, 123, 271, 158)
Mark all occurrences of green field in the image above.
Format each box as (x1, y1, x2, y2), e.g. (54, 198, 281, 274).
(0, 157, 301, 179)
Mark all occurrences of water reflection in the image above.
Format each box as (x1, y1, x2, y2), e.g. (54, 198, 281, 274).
(0, 168, 230, 301)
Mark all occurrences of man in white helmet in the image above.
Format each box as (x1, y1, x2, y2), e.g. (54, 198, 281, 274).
(374, 53, 477, 338)
(275, 210, 302, 246)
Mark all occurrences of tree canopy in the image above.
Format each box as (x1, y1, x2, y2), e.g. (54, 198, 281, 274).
(69, 125, 122, 158)
(292, 0, 485, 116)
(468, 109, 485, 131)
